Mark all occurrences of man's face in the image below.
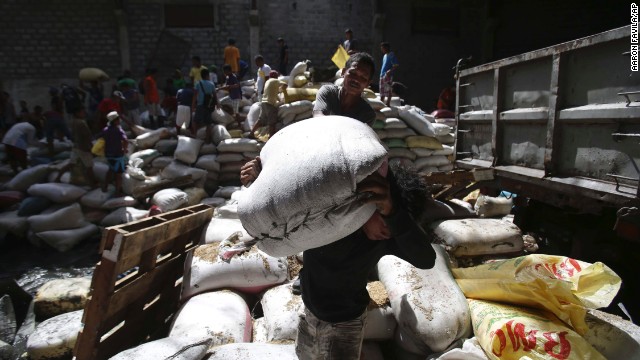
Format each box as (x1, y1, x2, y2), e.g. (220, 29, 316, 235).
(342, 61, 371, 96)
(255, 59, 263, 67)
(345, 32, 352, 40)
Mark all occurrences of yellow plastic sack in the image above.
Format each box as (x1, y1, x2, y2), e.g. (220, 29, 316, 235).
(91, 138, 105, 157)
(468, 299, 606, 360)
(331, 44, 349, 69)
(452, 255, 621, 335)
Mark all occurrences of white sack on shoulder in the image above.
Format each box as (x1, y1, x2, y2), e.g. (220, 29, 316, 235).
(238, 116, 387, 257)
(377, 245, 471, 355)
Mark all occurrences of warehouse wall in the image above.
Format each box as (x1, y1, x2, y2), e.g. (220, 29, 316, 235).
(0, 0, 630, 112)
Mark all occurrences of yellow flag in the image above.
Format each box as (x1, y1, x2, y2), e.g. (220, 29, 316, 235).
(331, 45, 349, 69)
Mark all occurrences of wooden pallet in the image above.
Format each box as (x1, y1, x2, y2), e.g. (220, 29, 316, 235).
(74, 204, 213, 360)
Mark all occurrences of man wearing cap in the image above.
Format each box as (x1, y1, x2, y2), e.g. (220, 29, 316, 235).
(98, 111, 128, 196)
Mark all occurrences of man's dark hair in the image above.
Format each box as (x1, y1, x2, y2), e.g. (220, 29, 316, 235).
(228, 38, 236, 45)
(255, 55, 264, 62)
(389, 162, 432, 220)
(345, 28, 353, 34)
(380, 42, 391, 51)
(223, 64, 232, 72)
(201, 68, 210, 78)
(345, 52, 376, 79)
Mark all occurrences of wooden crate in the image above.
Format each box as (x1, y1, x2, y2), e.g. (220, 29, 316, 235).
(74, 204, 213, 360)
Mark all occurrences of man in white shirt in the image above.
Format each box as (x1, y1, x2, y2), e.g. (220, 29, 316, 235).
(254, 55, 272, 101)
(2, 119, 41, 173)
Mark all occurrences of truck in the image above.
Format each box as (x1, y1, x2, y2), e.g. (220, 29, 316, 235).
(453, 25, 639, 320)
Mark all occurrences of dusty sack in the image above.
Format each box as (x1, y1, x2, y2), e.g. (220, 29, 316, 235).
(430, 218, 523, 257)
(238, 116, 387, 257)
(174, 136, 203, 165)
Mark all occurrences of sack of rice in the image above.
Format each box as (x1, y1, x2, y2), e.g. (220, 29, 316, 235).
(5, 164, 50, 191)
(26, 183, 87, 204)
(109, 337, 211, 360)
(212, 108, 236, 126)
(406, 136, 443, 150)
(18, 196, 52, 216)
(475, 194, 513, 217)
(384, 117, 407, 129)
(174, 136, 203, 165)
(160, 161, 207, 185)
(238, 116, 387, 257)
(430, 218, 523, 257)
(26, 310, 83, 360)
(378, 245, 472, 354)
(78, 67, 109, 81)
(398, 106, 437, 137)
(212, 125, 231, 145)
(0, 210, 29, 237)
(28, 203, 85, 233)
(152, 188, 188, 212)
(136, 128, 170, 149)
(169, 290, 251, 348)
(154, 139, 178, 155)
(217, 138, 260, 153)
(35, 222, 99, 252)
(183, 243, 288, 298)
(201, 217, 253, 244)
(100, 207, 149, 226)
(128, 149, 160, 167)
(287, 61, 308, 87)
(208, 343, 297, 360)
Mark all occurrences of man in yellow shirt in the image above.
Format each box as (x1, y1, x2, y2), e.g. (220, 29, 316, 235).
(224, 38, 240, 74)
(189, 56, 207, 83)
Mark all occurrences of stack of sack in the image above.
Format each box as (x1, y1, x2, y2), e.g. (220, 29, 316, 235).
(371, 104, 455, 174)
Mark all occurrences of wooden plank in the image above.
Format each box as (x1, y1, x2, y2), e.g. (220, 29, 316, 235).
(74, 204, 213, 360)
(130, 175, 194, 199)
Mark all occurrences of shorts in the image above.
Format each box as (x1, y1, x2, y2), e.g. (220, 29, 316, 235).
(147, 102, 160, 117)
(259, 102, 278, 126)
(193, 105, 212, 126)
(231, 99, 240, 115)
(295, 308, 366, 360)
(379, 75, 393, 98)
(176, 105, 191, 127)
(106, 156, 126, 173)
(70, 148, 94, 168)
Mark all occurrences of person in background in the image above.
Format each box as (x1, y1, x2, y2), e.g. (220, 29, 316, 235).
(172, 69, 186, 91)
(313, 52, 377, 126)
(161, 78, 178, 124)
(219, 64, 242, 126)
(277, 37, 289, 75)
(79, 80, 104, 119)
(237, 59, 250, 80)
(43, 99, 73, 156)
(437, 86, 456, 111)
(55, 107, 97, 186)
(1, 117, 42, 174)
(379, 42, 399, 107)
(191, 68, 217, 143)
(209, 65, 218, 87)
(189, 56, 207, 84)
(176, 81, 194, 135)
(120, 82, 141, 126)
(250, 70, 283, 139)
(143, 68, 161, 129)
(96, 91, 126, 133)
(31, 105, 45, 139)
(99, 111, 128, 196)
(343, 28, 358, 55)
(1, 91, 17, 133)
(18, 100, 29, 122)
(224, 38, 241, 75)
(254, 55, 272, 101)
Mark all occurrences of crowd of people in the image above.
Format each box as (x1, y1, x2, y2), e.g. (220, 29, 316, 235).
(1, 29, 413, 360)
